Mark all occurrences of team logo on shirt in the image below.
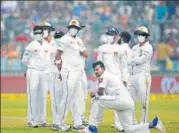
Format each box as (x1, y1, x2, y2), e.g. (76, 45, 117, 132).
(99, 78, 103, 83)
(139, 49, 143, 57)
(44, 50, 48, 53)
(34, 49, 38, 52)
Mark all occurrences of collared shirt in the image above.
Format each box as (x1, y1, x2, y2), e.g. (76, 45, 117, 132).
(98, 71, 130, 96)
(57, 33, 85, 71)
(22, 40, 50, 71)
(97, 43, 129, 82)
(43, 39, 63, 73)
(130, 41, 153, 75)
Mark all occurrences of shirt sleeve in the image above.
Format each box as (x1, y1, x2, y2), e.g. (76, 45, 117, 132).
(120, 53, 129, 82)
(131, 46, 153, 65)
(98, 75, 108, 88)
(79, 40, 87, 52)
(57, 44, 63, 52)
(97, 48, 103, 61)
(21, 42, 33, 65)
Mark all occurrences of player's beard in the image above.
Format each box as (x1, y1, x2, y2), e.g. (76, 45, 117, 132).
(118, 38, 122, 44)
(95, 72, 101, 77)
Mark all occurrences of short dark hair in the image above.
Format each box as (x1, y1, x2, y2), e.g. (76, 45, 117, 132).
(54, 30, 65, 39)
(120, 31, 131, 43)
(92, 61, 105, 69)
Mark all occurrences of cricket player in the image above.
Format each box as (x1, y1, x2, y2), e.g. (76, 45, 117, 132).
(35, 22, 56, 127)
(118, 31, 132, 75)
(112, 31, 132, 130)
(44, 30, 65, 129)
(22, 25, 49, 127)
(79, 61, 166, 133)
(128, 26, 153, 124)
(55, 19, 88, 131)
(71, 54, 89, 126)
(97, 27, 128, 131)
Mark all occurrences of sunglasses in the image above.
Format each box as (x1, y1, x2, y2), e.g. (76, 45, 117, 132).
(137, 33, 146, 36)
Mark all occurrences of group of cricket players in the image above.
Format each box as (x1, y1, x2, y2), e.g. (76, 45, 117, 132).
(22, 19, 166, 133)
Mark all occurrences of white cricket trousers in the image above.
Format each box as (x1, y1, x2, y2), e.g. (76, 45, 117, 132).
(26, 68, 47, 124)
(89, 95, 150, 133)
(58, 69, 83, 126)
(128, 73, 151, 123)
(72, 70, 88, 122)
(113, 72, 124, 129)
(45, 72, 63, 125)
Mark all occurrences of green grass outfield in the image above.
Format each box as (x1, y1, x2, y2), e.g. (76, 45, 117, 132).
(1, 94, 179, 133)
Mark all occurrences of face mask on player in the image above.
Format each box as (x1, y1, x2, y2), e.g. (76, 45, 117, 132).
(100, 34, 108, 45)
(137, 35, 146, 43)
(107, 35, 114, 44)
(69, 28, 78, 37)
(34, 34, 43, 41)
(50, 31, 55, 37)
(43, 30, 50, 38)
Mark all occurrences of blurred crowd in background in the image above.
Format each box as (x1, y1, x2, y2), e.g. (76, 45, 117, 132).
(1, 1, 179, 75)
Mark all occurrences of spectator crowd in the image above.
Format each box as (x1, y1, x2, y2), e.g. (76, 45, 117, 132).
(1, 1, 179, 74)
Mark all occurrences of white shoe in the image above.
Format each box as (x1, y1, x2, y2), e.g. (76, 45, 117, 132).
(52, 124, 71, 131)
(73, 125, 86, 131)
(115, 126, 124, 132)
(82, 120, 89, 125)
(79, 127, 90, 133)
(27, 122, 38, 128)
(38, 122, 50, 127)
(154, 117, 166, 133)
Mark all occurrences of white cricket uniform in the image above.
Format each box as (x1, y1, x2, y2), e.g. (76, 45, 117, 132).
(57, 33, 85, 126)
(97, 43, 129, 129)
(128, 41, 153, 123)
(112, 43, 132, 129)
(120, 43, 132, 75)
(22, 40, 49, 124)
(89, 71, 151, 133)
(43, 39, 64, 125)
(72, 55, 88, 122)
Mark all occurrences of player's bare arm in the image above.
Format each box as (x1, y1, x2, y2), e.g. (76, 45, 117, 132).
(55, 49, 63, 80)
(55, 49, 63, 71)
(80, 50, 88, 58)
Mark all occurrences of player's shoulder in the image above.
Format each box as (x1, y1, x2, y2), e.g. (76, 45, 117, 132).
(29, 40, 38, 45)
(102, 71, 111, 79)
(27, 40, 38, 47)
(98, 44, 106, 51)
(25, 40, 38, 50)
(75, 36, 83, 45)
(145, 42, 153, 51)
(58, 33, 69, 43)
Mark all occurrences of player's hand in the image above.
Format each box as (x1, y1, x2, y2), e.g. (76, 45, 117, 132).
(58, 74, 62, 80)
(24, 72, 26, 77)
(123, 81, 127, 87)
(89, 92, 96, 98)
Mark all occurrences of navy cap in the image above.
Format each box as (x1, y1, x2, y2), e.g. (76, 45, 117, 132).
(54, 30, 65, 39)
(105, 27, 119, 36)
(33, 26, 43, 34)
